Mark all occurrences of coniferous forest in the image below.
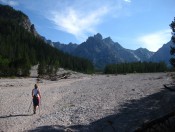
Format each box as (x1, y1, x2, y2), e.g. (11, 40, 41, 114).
(0, 5, 94, 76)
(104, 62, 168, 74)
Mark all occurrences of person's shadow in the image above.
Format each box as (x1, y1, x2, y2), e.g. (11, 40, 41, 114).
(0, 114, 33, 118)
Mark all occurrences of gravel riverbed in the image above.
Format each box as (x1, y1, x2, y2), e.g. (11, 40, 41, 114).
(0, 72, 175, 132)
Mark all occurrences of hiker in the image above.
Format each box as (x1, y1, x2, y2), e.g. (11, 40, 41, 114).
(32, 84, 41, 114)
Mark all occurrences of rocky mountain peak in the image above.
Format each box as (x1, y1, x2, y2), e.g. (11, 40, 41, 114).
(94, 33, 103, 40)
(103, 37, 114, 45)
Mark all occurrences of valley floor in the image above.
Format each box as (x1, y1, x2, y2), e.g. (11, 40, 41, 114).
(0, 72, 175, 132)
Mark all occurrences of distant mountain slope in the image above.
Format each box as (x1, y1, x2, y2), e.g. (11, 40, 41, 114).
(150, 41, 172, 66)
(54, 42, 78, 54)
(54, 33, 154, 69)
(132, 48, 154, 61)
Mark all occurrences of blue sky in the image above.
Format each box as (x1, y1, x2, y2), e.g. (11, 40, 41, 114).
(0, 0, 175, 52)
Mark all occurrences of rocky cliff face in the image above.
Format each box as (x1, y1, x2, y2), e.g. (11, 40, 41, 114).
(0, 4, 38, 37)
(21, 18, 38, 37)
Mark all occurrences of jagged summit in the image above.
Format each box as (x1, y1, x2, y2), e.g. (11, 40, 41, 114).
(103, 37, 114, 45)
(94, 33, 103, 40)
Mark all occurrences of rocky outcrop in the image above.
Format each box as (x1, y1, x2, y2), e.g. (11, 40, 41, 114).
(21, 17, 38, 37)
(0, 4, 38, 37)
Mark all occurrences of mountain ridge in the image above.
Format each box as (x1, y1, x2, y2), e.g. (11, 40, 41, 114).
(53, 33, 155, 69)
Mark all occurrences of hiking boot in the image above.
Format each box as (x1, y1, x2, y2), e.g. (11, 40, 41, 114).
(33, 110, 36, 114)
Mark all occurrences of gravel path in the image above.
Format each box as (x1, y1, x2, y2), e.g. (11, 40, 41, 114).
(0, 73, 174, 132)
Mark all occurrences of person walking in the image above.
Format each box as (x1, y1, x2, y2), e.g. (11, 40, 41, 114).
(32, 84, 41, 114)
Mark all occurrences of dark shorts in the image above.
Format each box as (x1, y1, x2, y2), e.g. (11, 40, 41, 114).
(33, 96, 39, 106)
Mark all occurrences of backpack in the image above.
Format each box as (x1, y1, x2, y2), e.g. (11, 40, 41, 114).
(33, 89, 39, 97)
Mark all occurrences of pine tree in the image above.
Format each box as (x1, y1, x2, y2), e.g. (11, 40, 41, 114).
(170, 17, 175, 67)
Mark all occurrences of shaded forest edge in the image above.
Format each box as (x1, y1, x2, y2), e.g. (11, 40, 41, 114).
(104, 62, 172, 74)
(0, 4, 94, 77)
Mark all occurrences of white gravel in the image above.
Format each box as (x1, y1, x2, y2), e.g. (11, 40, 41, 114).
(0, 72, 175, 132)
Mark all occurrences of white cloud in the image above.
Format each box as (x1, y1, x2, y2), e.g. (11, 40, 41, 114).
(44, 0, 131, 41)
(124, 0, 131, 3)
(0, 0, 18, 6)
(35, 0, 132, 42)
(137, 29, 171, 52)
(49, 6, 109, 41)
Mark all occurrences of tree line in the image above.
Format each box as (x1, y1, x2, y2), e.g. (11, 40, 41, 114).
(0, 5, 94, 76)
(170, 17, 175, 67)
(104, 62, 168, 74)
